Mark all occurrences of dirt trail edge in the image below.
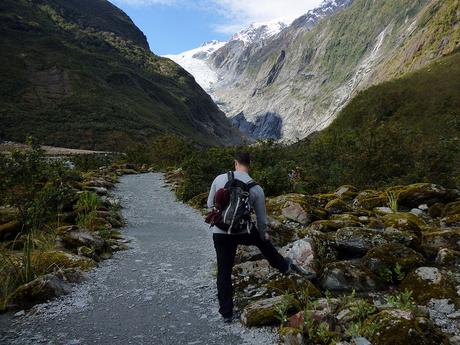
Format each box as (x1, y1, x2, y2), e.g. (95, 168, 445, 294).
(0, 173, 276, 345)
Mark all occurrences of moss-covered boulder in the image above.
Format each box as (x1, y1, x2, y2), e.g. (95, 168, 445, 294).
(436, 248, 460, 266)
(362, 243, 425, 279)
(0, 207, 19, 224)
(365, 310, 448, 345)
(279, 327, 304, 345)
(320, 260, 385, 292)
(335, 185, 359, 200)
(304, 219, 363, 233)
(353, 190, 387, 210)
(265, 277, 321, 299)
(0, 220, 22, 241)
(382, 213, 423, 247)
(325, 199, 352, 214)
(382, 212, 425, 229)
(441, 214, 460, 227)
(234, 245, 263, 264)
(335, 227, 418, 255)
(267, 217, 299, 247)
(443, 201, 460, 217)
(241, 295, 298, 327)
(6, 268, 86, 310)
(267, 194, 326, 226)
(397, 183, 455, 208)
(400, 267, 458, 305)
(310, 193, 338, 208)
(57, 225, 112, 261)
(429, 203, 445, 218)
(31, 250, 96, 275)
(330, 213, 361, 222)
(421, 228, 460, 257)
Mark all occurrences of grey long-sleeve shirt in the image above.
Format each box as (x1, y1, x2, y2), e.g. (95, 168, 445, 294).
(207, 171, 267, 238)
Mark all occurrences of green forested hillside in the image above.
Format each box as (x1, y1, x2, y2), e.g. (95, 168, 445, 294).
(299, 50, 460, 190)
(0, 0, 241, 150)
(138, 52, 460, 201)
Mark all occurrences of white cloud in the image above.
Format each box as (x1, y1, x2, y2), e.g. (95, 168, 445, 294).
(210, 0, 324, 29)
(113, 0, 324, 34)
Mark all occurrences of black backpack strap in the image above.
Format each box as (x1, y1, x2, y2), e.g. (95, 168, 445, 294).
(246, 181, 258, 190)
(227, 171, 234, 182)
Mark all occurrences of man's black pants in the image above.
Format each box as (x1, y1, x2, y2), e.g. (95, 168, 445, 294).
(212, 229, 289, 317)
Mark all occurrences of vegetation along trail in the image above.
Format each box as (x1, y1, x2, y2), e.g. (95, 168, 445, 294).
(0, 173, 276, 345)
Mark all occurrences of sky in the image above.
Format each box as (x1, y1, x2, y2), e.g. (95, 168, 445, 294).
(109, 0, 324, 55)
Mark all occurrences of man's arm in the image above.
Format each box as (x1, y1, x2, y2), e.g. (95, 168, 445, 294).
(207, 178, 217, 209)
(252, 186, 268, 240)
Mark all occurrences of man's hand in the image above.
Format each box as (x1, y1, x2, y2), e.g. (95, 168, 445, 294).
(264, 233, 271, 241)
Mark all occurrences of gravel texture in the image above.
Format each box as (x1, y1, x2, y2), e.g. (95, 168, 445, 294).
(0, 173, 277, 345)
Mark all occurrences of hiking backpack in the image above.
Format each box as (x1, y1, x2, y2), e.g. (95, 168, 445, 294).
(219, 171, 258, 234)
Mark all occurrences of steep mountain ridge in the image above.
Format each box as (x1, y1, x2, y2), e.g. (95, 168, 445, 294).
(0, 0, 241, 150)
(170, 0, 459, 140)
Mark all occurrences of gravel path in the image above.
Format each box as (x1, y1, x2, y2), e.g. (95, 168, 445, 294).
(0, 173, 276, 345)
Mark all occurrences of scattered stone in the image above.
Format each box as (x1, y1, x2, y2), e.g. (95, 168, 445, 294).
(401, 267, 458, 304)
(362, 243, 425, 274)
(241, 295, 298, 327)
(57, 226, 112, 260)
(335, 185, 358, 200)
(280, 238, 317, 278)
(320, 260, 385, 292)
(0, 220, 21, 241)
(7, 269, 85, 309)
(325, 199, 351, 214)
(305, 219, 363, 233)
(436, 248, 460, 266)
(279, 327, 304, 345)
(429, 203, 446, 218)
(366, 310, 448, 345)
(281, 201, 309, 225)
(353, 190, 387, 210)
(397, 183, 455, 208)
(421, 228, 460, 257)
(336, 227, 417, 255)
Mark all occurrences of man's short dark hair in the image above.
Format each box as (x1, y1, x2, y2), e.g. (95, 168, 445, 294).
(235, 151, 251, 166)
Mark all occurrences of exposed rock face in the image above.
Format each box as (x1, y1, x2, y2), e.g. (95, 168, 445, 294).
(169, 0, 459, 141)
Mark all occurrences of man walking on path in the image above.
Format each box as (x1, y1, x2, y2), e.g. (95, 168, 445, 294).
(207, 152, 302, 323)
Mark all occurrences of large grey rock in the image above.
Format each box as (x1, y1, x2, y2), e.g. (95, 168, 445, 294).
(241, 295, 297, 327)
(280, 238, 317, 278)
(336, 227, 417, 254)
(7, 269, 85, 309)
(320, 260, 384, 292)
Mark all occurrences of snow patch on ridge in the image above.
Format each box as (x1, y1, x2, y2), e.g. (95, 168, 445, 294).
(164, 40, 226, 91)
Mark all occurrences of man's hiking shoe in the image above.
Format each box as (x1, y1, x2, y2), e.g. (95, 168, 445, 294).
(223, 315, 233, 323)
(285, 257, 316, 279)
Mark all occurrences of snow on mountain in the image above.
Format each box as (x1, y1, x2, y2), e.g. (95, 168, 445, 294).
(164, 40, 226, 91)
(230, 17, 294, 45)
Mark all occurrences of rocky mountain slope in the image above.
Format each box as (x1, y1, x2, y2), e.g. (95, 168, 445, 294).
(170, 0, 460, 140)
(0, 0, 241, 150)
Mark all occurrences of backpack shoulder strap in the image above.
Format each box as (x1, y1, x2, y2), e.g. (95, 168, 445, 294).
(246, 181, 258, 190)
(227, 171, 234, 182)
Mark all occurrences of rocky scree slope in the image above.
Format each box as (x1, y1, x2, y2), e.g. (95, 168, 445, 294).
(0, 0, 241, 150)
(200, 0, 459, 140)
(180, 173, 460, 344)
